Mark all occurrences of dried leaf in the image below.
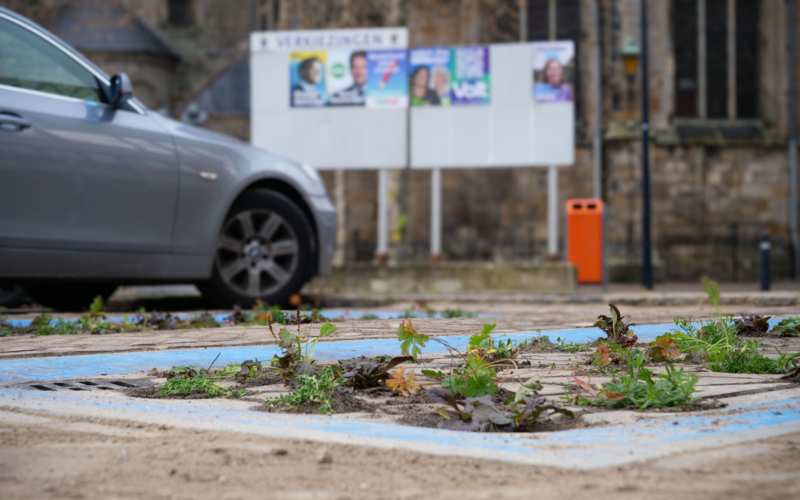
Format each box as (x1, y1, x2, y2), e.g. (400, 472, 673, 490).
(386, 366, 421, 397)
(602, 390, 628, 401)
(571, 375, 599, 396)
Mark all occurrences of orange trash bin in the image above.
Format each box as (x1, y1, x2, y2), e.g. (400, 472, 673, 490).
(566, 199, 604, 284)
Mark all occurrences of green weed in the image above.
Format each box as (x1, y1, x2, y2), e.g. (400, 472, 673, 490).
(267, 365, 342, 414)
(572, 354, 699, 411)
(158, 375, 246, 398)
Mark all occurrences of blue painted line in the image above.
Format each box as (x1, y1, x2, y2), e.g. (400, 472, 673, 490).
(0, 388, 798, 468)
(0, 318, 787, 384)
(0, 324, 665, 384)
(3, 309, 498, 327)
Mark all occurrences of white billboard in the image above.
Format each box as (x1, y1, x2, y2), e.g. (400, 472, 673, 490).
(250, 28, 410, 170)
(251, 31, 574, 170)
(410, 41, 575, 168)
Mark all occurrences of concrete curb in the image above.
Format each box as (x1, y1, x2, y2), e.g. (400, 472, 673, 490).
(317, 291, 800, 308)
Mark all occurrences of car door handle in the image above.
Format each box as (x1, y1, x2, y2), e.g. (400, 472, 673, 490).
(0, 113, 32, 132)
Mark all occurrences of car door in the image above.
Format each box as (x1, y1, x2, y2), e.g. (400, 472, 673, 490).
(0, 14, 179, 261)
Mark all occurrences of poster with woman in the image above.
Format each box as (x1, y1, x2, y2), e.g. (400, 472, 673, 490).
(290, 51, 327, 107)
(409, 47, 451, 106)
(532, 41, 575, 103)
(364, 49, 408, 108)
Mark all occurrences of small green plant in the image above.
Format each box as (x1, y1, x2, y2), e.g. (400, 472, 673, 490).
(163, 365, 205, 379)
(339, 355, 412, 389)
(397, 320, 429, 360)
(594, 304, 638, 347)
(662, 313, 798, 375)
(466, 324, 524, 359)
(272, 321, 337, 387)
(442, 308, 476, 318)
(441, 356, 500, 398)
(267, 365, 342, 414)
(592, 342, 638, 367)
(646, 337, 680, 362)
(571, 354, 699, 411)
(709, 347, 800, 374)
(734, 313, 771, 336)
(359, 313, 380, 321)
(159, 375, 245, 398)
(555, 336, 587, 353)
(427, 388, 573, 432)
(32, 317, 80, 337)
(773, 318, 800, 337)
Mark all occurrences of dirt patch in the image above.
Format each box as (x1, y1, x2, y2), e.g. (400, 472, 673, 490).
(518, 339, 562, 354)
(254, 388, 376, 414)
(228, 370, 284, 387)
(125, 386, 249, 400)
(782, 367, 800, 383)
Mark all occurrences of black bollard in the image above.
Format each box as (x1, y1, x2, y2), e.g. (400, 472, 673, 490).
(761, 231, 771, 291)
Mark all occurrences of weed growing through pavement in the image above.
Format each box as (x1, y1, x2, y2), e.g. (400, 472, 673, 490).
(158, 375, 246, 398)
(648, 277, 800, 375)
(428, 387, 573, 432)
(772, 317, 800, 337)
(568, 351, 700, 411)
(266, 365, 343, 414)
(555, 337, 587, 353)
(339, 355, 412, 390)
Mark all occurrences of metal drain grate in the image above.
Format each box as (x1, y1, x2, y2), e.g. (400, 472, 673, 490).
(19, 379, 154, 392)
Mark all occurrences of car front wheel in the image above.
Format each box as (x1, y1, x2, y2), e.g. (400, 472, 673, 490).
(199, 190, 314, 309)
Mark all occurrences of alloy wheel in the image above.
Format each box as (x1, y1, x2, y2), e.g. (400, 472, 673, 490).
(215, 209, 300, 297)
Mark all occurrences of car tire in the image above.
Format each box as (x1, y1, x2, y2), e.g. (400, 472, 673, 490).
(198, 189, 314, 309)
(23, 283, 118, 312)
(0, 284, 26, 308)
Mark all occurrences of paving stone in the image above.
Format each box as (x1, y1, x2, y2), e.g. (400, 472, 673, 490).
(694, 376, 782, 386)
(695, 383, 790, 398)
(751, 294, 798, 307)
(719, 386, 800, 407)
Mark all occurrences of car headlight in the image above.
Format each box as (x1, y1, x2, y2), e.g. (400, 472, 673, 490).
(301, 163, 321, 183)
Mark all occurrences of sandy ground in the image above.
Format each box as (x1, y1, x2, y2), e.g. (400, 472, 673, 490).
(0, 408, 798, 500)
(2, 298, 800, 499)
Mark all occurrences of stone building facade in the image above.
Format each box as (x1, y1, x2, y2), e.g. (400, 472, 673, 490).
(2, 0, 798, 281)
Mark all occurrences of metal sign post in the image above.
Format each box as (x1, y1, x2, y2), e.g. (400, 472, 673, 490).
(430, 167, 442, 262)
(376, 169, 389, 264)
(548, 164, 559, 259)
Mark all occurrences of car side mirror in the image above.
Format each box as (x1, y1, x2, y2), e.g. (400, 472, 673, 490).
(109, 73, 133, 109)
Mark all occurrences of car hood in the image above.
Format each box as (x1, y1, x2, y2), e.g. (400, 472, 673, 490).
(150, 113, 328, 197)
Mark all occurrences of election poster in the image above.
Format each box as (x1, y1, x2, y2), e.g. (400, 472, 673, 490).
(326, 50, 367, 106)
(451, 46, 490, 105)
(409, 47, 451, 106)
(532, 41, 575, 103)
(364, 49, 408, 108)
(289, 51, 327, 107)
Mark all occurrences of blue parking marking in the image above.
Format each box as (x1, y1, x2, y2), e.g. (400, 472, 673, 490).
(0, 387, 797, 469)
(0, 320, 751, 384)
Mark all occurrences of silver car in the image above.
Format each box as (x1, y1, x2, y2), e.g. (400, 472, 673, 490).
(0, 7, 336, 311)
